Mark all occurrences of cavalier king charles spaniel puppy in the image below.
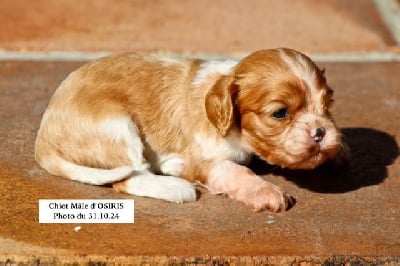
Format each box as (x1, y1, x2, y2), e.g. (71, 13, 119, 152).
(35, 48, 349, 212)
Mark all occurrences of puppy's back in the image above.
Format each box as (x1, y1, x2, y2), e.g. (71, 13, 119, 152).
(35, 54, 205, 178)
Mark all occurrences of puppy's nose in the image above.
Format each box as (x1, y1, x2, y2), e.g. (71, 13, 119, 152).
(312, 127, 325, 143)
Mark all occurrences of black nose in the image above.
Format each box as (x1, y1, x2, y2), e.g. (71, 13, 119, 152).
(313, 127, 326, 142)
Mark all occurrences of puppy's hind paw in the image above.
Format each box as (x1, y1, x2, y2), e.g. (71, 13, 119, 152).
(149, 175, 197, 204)
(165, 181, 197, 204)
(113, 174, 197, 203)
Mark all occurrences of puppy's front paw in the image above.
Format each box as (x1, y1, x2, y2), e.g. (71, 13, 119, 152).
(250, 183, 294, 212)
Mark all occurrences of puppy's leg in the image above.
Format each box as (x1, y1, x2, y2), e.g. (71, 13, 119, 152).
(113, 172, 196, 203)
(99, 117, 150, 171)
(100, 118, 196, 202)
(101, 118, 194, 202)
(207, 160, 293, 212)
(159, 155, 185, 176)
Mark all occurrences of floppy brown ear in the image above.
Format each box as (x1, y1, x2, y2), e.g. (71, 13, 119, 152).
(205, 75, 235, 136)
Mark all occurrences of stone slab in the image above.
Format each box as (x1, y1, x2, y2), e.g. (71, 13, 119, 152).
(0, 60, 399, 264)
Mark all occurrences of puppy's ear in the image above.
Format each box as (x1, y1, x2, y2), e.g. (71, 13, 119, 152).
(205, 75, 236, 136)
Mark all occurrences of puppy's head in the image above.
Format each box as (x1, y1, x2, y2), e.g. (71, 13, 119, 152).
(206, 48, 343, 169)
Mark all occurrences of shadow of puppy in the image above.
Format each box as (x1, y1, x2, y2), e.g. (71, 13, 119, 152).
(249, 127, 399, 193)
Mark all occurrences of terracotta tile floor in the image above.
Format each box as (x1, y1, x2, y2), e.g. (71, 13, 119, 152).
(0, 0, 399, 264)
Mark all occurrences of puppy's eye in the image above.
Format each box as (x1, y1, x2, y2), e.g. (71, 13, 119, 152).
(272, 108, 289, 120)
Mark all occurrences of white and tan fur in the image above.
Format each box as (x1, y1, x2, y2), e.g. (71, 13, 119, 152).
(35, 48, 349, 212)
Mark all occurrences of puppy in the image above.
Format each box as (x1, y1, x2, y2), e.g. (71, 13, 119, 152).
(35, 48, 348, 212)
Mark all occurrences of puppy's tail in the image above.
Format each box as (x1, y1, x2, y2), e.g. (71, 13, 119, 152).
(35, 152, 133, 186)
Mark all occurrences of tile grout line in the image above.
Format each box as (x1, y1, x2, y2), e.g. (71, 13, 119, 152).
(0, 51, 110, 62)
(373, 0, 400, 45)
(0, 50, 400, 62)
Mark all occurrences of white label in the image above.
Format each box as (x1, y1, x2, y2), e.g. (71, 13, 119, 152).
(39, 199, 134, 223)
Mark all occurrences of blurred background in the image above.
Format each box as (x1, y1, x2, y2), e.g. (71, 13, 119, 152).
(0, 1, 400, 263)
(0, 0, 398, 56)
